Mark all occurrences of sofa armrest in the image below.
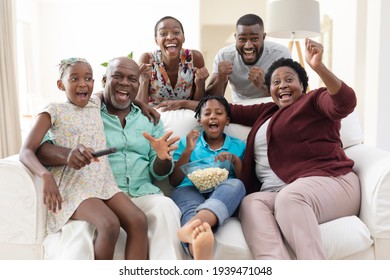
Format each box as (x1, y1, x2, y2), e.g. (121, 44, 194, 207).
(344, 144, 390, 258)
(0, 155, 46, 245)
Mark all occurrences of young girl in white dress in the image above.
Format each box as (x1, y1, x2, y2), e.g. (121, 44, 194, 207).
(19, 58, 148, 259)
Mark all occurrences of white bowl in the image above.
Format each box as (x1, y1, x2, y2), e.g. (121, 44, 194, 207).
(180, 154, 233, 193)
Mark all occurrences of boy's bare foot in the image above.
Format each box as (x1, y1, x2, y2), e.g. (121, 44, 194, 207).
(177, 219, 202, 244)
(192, 222, 214, 260)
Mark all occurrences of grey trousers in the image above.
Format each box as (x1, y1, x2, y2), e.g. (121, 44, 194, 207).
(239, 172, 361, 260)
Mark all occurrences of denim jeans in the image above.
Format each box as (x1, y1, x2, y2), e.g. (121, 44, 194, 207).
(171, 178, 246, 229)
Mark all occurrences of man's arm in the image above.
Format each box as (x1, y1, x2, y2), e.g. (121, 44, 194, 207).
(36, 142, 69, 166)
(206, 73, 228, 96)
(36, 142, 93, 170)
(206, 60, 233, 96)
(153, 157, 174, 177)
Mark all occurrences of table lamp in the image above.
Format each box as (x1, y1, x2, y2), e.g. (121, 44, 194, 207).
(266, 0, 321, 67)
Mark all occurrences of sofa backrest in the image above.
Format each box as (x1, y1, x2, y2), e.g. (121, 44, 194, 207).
(159, 98, 364, 150)
(340, 109, 364, 149)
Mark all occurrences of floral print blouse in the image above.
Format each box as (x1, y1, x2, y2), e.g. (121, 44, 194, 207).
(148, 48, 194, 105)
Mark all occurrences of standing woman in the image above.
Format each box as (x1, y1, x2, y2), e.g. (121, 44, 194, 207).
(137, 16, 209, 106)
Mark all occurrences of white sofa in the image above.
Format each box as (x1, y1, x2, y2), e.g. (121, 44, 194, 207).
(1, 99, 390, 260)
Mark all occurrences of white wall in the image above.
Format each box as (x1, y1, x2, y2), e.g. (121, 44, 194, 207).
(17, 0, 200, 107)
(311, 0, 390, 151)
(205, 0, 389, 151)
(15, 0, 390, 151)
(364, 0, 390, 150)
(16, 0, 42, 115)
(376, 0, 390, 150)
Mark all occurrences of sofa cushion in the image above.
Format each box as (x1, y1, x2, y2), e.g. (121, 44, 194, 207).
(214, 215, 373, 260)
(340, 110, 363, 149)
(43, 220, 95, 260)
(320, 215, 373, 259)
(43, 214, 372, 260)
(159, 99, 364, 149)
(159, 108, 198, 140)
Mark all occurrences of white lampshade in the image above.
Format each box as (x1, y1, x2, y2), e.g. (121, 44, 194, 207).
(266, 0, 321, 39)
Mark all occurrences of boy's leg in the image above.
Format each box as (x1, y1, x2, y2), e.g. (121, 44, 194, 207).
(198, 178, 246, 228)
(171, 186, 208, 257)
(175, 179, 245, 259)
(171, 186, 207, 226)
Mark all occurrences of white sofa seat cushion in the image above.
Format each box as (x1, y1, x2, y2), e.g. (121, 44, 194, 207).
(214, 215, 373, 260)
(43, 214, 372, 260)
(43, 221, 95, 260)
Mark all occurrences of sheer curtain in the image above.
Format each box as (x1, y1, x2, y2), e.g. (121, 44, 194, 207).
(0, 0, 22, 158)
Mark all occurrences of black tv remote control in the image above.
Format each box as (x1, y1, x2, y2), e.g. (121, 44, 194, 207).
(91, 147, 117, 157)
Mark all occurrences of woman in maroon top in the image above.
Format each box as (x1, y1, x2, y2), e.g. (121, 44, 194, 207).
(231, 39, 360, 259)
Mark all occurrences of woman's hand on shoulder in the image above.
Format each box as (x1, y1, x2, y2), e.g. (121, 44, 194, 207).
(156, 100, 184, 111)
(156, 99, 200, 111)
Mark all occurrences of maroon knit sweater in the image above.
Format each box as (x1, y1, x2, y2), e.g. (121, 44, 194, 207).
(230, 82, 357, 195)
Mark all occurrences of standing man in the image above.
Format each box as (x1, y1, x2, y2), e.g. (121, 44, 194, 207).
(206, 14, 290, 102)
(36, 57, 185, 260)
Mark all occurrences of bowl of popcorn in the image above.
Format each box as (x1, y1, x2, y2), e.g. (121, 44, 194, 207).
(180, 154, 233, 193)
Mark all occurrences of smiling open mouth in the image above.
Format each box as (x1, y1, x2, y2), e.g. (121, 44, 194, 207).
(115, 89, 129, 101)
(209, 122, 219, 131)
(76, 92, 88, 100)
(278, 92, 292, 100)
(165, 43, 177, 53)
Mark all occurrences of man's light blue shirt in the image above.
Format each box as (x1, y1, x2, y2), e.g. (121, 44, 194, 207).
(101, 103, 173, 197)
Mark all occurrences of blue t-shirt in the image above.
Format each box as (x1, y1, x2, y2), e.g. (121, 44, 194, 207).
(173, 131, 246, 188)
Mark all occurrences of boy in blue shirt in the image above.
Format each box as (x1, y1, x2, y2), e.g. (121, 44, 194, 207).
(170, 95, 246, 260)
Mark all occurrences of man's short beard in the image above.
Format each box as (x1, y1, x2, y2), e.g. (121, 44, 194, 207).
(111, 95, 131, 110)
